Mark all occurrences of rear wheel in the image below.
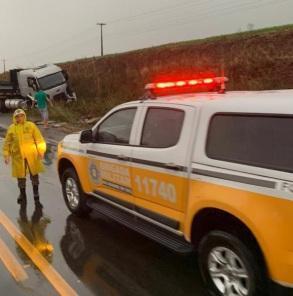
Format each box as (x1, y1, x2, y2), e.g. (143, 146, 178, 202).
(0, 100, 8, 113)
(198, 230, 268, 296)
(61, 167, 91, 217)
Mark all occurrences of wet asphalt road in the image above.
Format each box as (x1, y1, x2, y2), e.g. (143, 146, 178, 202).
(0, 138, 207, 296)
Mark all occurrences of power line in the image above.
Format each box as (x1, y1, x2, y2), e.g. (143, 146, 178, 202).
(8, 1, 217, 63)
(44, 0, 288, 60)
(7, 0, 291, 65)
(5, 0, 231, 62)
(104, 0, 238, 38)
(105, 0, 290, 40)
(107, 0, 205, 24)
(9, 25, 96, 61)
(8, 1, 198, 61)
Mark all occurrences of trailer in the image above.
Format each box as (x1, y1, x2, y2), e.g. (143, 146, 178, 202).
(0, 64, 76, 112)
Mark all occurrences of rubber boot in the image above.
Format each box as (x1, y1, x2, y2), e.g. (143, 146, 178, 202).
(17, 188, 27, 204)
(33, 185, 43, 208)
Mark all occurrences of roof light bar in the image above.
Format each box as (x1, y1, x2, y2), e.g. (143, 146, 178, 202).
(145, 77, 228, 93)
(188, 80, 198, 86)
(203, 78, 214, 84)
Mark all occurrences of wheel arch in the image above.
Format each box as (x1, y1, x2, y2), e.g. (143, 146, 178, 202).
(58, 156, 91, 195)
(191, 207, 268, 274)
(58, 158, 76, 181)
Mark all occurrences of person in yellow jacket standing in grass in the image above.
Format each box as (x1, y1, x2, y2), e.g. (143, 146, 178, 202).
(3, 109, 46, 206)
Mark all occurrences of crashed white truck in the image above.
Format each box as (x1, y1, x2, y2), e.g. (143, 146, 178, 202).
(0, 64, 76, 112)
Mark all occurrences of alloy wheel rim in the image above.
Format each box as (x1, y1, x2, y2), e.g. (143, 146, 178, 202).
(65, 177, 80, 209)
(208, 247, 250, 296)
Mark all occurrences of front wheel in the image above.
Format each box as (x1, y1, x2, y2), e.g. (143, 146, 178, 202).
(61, 167, 91, 217)
(198, 230, 268, 296)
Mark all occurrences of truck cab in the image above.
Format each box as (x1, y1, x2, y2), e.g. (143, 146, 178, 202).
(0, 64, 76, 112)
(18, 64, 76, 102)
(57, 76, 293, 296)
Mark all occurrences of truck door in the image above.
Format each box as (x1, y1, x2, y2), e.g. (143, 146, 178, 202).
(18, 73, 36, 98)
(85, 106, 140, 208)
(131, 105, 196, 231)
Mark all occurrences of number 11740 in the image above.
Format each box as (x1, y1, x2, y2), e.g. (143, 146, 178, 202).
(134, 176, 177, 203)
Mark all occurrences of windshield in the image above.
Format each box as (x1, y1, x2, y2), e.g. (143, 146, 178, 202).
(38, 72, 66, 90)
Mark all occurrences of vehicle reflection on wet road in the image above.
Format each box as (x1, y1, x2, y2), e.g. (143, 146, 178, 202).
(61, 212, 206, 296)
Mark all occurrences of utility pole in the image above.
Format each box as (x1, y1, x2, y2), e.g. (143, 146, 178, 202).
(2, 59, 6, 73)
(96, 22, 106, 56)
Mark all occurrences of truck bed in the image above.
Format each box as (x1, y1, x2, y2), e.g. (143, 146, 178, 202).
(0, 81, 18, 99)
(0, 81, 15, 91)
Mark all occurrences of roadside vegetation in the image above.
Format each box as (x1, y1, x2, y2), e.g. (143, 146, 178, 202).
(49, 95, 128, 123)
(7, 24, 293, 125)
(26, 96, 127, 131)
(57, 24, 293, 124)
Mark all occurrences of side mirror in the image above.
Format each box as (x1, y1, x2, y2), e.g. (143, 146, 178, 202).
(80, 129, 93, 143)
(62, 70, 69, 81)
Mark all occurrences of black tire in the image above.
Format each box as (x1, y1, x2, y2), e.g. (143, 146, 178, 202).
(0, 100, 8, 113)
(198, 230, 268, 296)
(61, 167, 91, 217)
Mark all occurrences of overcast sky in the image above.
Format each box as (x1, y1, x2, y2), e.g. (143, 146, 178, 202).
(0, 0, 292, 70)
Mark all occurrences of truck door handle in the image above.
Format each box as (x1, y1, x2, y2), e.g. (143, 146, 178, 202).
(117, 155, 129, 161)
(165, 163, 181, 171)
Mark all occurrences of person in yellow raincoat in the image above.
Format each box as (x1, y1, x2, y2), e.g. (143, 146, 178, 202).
(3, 109, 46, 205)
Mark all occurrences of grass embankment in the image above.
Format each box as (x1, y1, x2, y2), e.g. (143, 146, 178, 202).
(27, 99, 107, 131)
(51, 95, 129, 125)
(9, 24, 293, 125)
(57, 24, 293, 124)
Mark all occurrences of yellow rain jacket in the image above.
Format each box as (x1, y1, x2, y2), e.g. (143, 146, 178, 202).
(2, 110, 46, 178)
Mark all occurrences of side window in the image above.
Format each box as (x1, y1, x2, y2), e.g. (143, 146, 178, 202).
(27, 77, 36, 88)
(96, 108, 136, 145)
(141, 108, 184, 148)
(206, 114, 293, 173)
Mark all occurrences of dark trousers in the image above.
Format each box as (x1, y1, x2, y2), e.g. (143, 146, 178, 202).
(17, 160, 39, 189)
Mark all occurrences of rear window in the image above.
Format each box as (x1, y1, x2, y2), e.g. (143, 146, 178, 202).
(206, 114, 293, 173)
